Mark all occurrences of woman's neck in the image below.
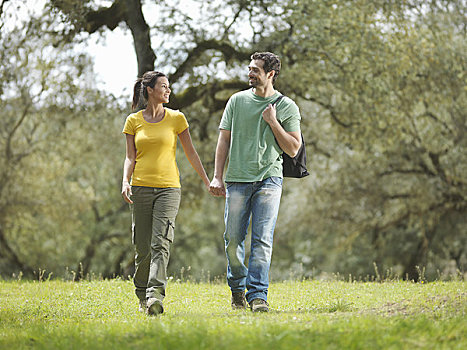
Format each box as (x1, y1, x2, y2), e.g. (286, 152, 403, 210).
(143, 102, 165, 122)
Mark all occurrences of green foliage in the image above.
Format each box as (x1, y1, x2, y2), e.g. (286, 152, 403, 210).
(0, 280, 465, 349)
(0, 0, 465, 281)
(271, 0, 467, 280)
(0, 9, 132, 278)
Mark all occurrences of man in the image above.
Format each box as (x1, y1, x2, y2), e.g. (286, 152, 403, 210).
(209, 52, 302, 312)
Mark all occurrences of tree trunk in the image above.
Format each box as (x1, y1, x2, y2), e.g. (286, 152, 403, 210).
(403, 225, 436, 281)
(0, 225, 34, 277)
(124, 0, 156, 77)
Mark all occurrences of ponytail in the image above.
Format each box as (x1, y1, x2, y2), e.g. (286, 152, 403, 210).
(132, 78, 143, 110)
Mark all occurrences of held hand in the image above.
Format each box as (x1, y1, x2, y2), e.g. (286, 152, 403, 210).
(262, 103, 277, 125)
(209, 178, 226, 197)
(121, 183, 133, 204)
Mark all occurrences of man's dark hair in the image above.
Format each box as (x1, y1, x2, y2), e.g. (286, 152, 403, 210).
(251, 52, 281, 84)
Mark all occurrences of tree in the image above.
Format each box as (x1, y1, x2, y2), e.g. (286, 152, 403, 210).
(0, 7, 131, 278)
(1, 0, 464, 280)
(272, 0, 466, 280)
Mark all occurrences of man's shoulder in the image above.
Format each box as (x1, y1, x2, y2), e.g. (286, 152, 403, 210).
(277, 95, 300, 113)
(276, 94, 297, 106)
(230, 88, 252, 101)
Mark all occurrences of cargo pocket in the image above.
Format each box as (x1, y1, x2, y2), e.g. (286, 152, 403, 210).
(164, 220, 175, 243)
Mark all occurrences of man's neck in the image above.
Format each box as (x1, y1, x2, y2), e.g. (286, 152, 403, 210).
(252, 85, 276, 98)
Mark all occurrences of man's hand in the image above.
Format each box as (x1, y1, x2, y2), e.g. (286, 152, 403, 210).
(262, 103, 278, 125)
(209, 177, 226, 197)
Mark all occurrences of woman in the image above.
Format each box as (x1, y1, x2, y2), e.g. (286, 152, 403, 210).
(121, 71, 210, 315)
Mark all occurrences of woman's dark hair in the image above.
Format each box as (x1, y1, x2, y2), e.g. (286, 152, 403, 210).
(132, 71, 167, 110)
(251, 52, 281, 84)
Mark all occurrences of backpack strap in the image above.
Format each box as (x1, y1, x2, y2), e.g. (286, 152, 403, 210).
(271, 94, 309, 178)
(272, 94, 284, 105)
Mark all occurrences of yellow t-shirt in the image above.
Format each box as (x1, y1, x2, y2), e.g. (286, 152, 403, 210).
(122, 108, 189, 188)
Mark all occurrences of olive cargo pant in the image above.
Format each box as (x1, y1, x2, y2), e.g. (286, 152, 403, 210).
(131, 186, 181, 302)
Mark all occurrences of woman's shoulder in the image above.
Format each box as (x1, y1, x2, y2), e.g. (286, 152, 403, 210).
(126, 110, 143, 121)
(165, 108, 185, 119)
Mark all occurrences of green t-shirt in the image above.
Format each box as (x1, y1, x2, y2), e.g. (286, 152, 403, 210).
(219, 88, 301, 182)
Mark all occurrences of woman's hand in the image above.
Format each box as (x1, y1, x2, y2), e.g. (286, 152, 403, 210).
(121, 182, 133, 204)
(209, 177, 226, 197)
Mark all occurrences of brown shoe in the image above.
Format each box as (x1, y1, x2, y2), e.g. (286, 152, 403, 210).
(249, 298, 269, 312)
(147, 297, 164, 316)
(231, 291, 247, 309)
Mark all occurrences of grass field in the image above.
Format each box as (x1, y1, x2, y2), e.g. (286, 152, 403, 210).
(0, 279, 465, 349)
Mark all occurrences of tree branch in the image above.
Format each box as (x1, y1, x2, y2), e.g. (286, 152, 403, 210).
(54, 0, 155, 75)
(379, 168, 436, 177)
(222, 4, 245, 40)
(168, 79, 248, 110)
(83, 0, 127, 33)
(6, 101, 32, 161)
(169, 40, 250, 84)
(92, 201, 127, 223)
(0, 0, 9, 18)
(305, 95, 357, 128)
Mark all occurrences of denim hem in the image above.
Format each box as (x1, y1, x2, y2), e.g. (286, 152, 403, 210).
(246, 292, 267, 303)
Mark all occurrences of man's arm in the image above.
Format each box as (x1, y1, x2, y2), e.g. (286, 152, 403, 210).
(263, 104, 301, 157)
(209, 129, 231, 197)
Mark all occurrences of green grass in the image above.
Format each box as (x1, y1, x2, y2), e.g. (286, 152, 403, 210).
(0, 279, 465, 349)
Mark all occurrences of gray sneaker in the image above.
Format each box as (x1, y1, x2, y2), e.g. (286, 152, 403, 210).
(138, 299, 146, 313)
(231, 291, 247, 309)
(249, 298, 269, 312)
(147, 297, 164, 316)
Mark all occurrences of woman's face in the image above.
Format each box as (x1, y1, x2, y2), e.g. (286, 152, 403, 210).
(148, 76, 171, 103)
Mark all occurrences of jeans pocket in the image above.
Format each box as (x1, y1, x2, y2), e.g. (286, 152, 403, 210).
(269, 176, 283, 187)
(130, 186, 146, 200)
(131, 186, 142, 193)
(164, 220, 175, 243)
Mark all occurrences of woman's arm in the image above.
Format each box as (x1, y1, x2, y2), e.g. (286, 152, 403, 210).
(178, 128, 210, 190)
(121, 133, 136, 204)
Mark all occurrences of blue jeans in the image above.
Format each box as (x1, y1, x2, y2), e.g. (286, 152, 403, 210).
(224, 176, 282, 303)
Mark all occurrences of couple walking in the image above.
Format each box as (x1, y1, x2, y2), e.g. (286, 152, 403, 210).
(121, 52, 302, 316)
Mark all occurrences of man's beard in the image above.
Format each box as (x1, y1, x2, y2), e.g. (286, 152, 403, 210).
(248, 77, 259, 87)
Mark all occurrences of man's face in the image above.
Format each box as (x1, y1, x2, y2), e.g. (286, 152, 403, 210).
(248, 59, 269, 88)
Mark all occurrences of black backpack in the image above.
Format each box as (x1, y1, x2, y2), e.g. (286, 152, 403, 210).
(273, 95, 309, 178)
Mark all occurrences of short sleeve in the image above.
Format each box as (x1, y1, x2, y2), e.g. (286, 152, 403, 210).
(219, 96, 235, 131)
(279, 99, 301, 133)
(175, 111, 189, 134)
(122, 114, 135, 135)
